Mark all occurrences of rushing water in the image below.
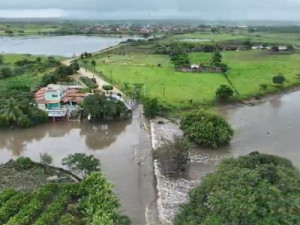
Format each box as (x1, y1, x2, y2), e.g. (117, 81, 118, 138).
(154, 91, 300, 224)
(0, 35, 130, 57)
(0, 107, 159, 225)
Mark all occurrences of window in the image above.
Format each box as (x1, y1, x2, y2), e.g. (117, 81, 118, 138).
(52, 94, 58, 98)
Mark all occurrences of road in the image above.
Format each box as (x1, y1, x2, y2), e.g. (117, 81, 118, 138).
(61, 59, 124, 96)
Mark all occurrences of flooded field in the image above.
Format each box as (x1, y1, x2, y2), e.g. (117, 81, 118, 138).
(0, 107, 159, 225)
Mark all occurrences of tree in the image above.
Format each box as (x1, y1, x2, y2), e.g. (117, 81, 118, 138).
(175, 152, 300, 225)
(36, 57, 42, 63)
(143, 98, 160, 118)
(180, 110, 233, 148)
(216, 84, 234, 99)
(287, 45, 294, 51)
(271, 45, 280, 52)
(273, 74, 286, 85)
(0, 98, 23, 125)
(70, 61, 80, 72)
(102, 85, 113, 94)
(91, 60, 96, 68)
(211, 51, 222, 67)
(0, 67, 13, 79)
(83, 93, 128, 120)
(39, 153, 53, 166)
(62, 153, 100, 178)
(153, 137, 191, 175)
(0, 55, 3, 65)
(243, 39, 253, 50)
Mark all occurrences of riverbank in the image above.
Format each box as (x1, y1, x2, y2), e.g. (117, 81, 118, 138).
(150, 117, 198, 225)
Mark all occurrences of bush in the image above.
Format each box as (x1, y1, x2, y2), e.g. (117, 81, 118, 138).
(0, 67, 13, 79)
(16, 157, 34, 169)
(143, 98, 159, 118)
(153, 137, 191, 175)
(260, 83, 268, 90)
(273, 74, 286, 85)
(216, 84, 233, 99)
(174, 152, 300, 225)
(80, 77, 98, 89)
(102, 84, 113, 93)
(180, 110, 233, 148)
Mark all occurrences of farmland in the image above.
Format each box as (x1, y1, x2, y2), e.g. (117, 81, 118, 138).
(81, 47, 300, 111)
(0, 159, 129, 225)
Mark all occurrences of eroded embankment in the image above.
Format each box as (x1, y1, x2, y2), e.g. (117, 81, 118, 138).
(150, 118, 198, 225)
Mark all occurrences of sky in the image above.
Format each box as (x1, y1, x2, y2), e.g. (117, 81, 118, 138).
(0, 0, 299, 20)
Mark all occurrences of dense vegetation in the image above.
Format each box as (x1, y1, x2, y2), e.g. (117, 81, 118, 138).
(175, 152, 300, 225)
(180, 110, 233, 148)
(0, 157, 130, 225)
(83, 93, 130, 120)
(0, 55, 62, 128)
(0, 85, 48, 128)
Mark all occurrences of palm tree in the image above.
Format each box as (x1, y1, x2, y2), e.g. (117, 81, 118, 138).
(0, 98, 23, 125)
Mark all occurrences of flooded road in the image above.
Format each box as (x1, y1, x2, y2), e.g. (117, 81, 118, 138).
(0, 106, 159, 225)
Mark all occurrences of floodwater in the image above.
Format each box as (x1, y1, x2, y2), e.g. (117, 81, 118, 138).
(155, 90, 300, 224)
(0, 35, 130, 57)
(0, 107, 159, 225)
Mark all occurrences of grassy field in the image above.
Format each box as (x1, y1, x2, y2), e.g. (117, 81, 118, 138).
(90, 53, 229, 108)
(87, 49, 300, 110)
(163, 31, 300, 45)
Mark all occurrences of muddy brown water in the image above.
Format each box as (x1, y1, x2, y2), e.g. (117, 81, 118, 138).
(0, 106, 159, 225)
(1, 91, 300, 224)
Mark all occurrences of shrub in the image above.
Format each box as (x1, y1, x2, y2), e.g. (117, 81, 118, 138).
(143, 98, 160, 118)
(40, 153, 53, 166)
(216, 84, 233, 99)
(273, 74, 286, 85)
(260, 83, 268, 90)
(80, 77, 98, 89)
(16, 157, 34, 169)
(102, 84, 113, 93)
(180, 110, 233, 148)
(174, 153, 300, 225)
(153, 137, 191, 175)
(0, 67, 13, 79)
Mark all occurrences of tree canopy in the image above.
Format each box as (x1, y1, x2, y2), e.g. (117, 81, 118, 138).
(175, 152, 300, 225)
(180, 110, 233, 148)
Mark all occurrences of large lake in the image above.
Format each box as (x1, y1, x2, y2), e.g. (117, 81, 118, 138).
(0, 35, 130, 57)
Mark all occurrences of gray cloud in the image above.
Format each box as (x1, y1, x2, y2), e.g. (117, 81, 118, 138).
(0, 0, 299, 20)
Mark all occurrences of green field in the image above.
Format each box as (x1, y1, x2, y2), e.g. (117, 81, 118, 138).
(163, 31, 300, 45)
(87, 49, 300, 110)
(90, 53, 229, 108)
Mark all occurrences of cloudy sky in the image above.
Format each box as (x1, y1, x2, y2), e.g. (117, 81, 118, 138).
(0, 0, 299, 20)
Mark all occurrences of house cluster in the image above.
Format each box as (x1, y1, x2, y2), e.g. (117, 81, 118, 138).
(35, 84, 87, 118)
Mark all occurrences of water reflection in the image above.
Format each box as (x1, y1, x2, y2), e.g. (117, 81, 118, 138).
(0, 120, 129, 161)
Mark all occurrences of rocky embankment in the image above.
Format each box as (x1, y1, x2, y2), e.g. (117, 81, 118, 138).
(150, 118, 198, 225)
